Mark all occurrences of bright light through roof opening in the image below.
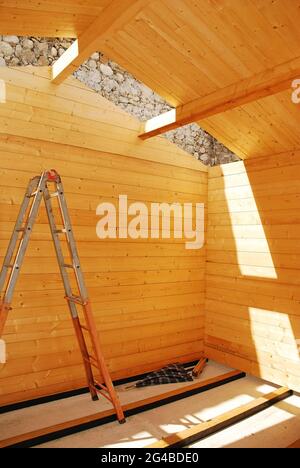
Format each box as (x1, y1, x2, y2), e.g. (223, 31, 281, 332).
(145, 109, 176, 133)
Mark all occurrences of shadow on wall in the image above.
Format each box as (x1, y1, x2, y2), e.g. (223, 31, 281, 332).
(205, 155, 300, 392)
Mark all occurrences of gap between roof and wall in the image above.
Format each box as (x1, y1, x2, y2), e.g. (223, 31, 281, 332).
(0, 35, 239, 166)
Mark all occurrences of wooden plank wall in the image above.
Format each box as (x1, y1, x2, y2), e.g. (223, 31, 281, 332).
(0, 67, 207, 405)
(205, 153, 300, 392)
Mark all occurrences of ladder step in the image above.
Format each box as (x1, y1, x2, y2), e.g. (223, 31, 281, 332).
(82, 355, 98, 369)
(66, 295, 86, 305)
(94, 380, 110, 394)
(80, 324, 90, 331)
(4, 264, 20, 270)
(15, 228, 25, 232)
(50, 192, 59, 198)
(83, 356, 97, 365)
(54, 229, 66, 234)
(28, 190, 38, 198)
(88, 354, 98, 364)
(63, 264, 74, 269)
(29, 189, 43, 198)
(92, 385, 113, 403)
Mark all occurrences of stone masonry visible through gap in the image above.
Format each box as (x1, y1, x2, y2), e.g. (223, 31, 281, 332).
(0, 35, 240, 166)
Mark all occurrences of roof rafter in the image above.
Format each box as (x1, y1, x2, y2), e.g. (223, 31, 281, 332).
(52, 0, 151, 85)
(139, 56, 300, 140)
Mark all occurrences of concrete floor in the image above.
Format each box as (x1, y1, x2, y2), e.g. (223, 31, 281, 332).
(1, 361, 299, 448)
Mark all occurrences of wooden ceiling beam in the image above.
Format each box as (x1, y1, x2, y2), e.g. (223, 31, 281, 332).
(139, 57, 300, 140)
(52, 0, 150, 85)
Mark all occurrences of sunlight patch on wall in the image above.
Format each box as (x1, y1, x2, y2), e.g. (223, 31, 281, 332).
(222, 162, 277, 278)
(248, 307, 300, 364)
(0, 80, 6, 103)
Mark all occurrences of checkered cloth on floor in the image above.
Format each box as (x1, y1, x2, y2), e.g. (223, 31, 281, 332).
(135, 363, 193, 387)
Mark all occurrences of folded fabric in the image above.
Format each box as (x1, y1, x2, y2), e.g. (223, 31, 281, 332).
(135, 363, 193, 387)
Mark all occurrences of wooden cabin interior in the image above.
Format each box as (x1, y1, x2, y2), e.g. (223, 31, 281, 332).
(0, 0, 300, 449)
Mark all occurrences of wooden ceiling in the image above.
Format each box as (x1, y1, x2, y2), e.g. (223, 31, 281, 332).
(1, 0, 300, 160)
(102, 0, 300, 105)
(0, 0, 110, 37)
(201, 89, 300, 159)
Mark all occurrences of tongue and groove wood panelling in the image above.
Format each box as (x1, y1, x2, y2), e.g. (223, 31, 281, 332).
(0, 67, 207, 405)
(0, 0, 107, 37)
(205, 154, 300, 392)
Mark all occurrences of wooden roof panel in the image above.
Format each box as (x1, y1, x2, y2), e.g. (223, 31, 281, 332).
(0, 0, 111, 37)
(200, 89, 300, 159)
(2, 1, 299, 99)
(100, 0, 300, 105)
(1, 0, 300, 159)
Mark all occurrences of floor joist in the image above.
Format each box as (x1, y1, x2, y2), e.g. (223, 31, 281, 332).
(0, 370, 245, 448)
(148, 387, 293, 448)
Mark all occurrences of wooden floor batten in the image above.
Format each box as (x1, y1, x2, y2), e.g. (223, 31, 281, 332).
(0, 370, 245, 448)
(148, 387, 293, 448)
(289, 439, 300, 448)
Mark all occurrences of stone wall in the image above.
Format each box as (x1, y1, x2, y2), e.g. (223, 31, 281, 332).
(0, 35, 239, 166)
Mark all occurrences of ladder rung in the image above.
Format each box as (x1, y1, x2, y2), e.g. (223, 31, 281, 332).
(83, 356, 98, 366)
(63, 264, 74, 269)
(92, 386, 113, 403)
(95, 380, 108, 390)
(50, 192, 59, 198)
(54, 229, 66, 234)
(80, 324, 90, 331)
(82, 355, 99, 369)
(28, 191, 38, 198)
(16, 228, 25, 232)
(94, 380, 110, 394)
(88, 354, 98, 363)
(66, 295, 86, 305)
(5, 264, 20, 270)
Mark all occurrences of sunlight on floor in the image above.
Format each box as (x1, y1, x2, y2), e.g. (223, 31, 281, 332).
(190, 407, 296, 448)
(103, 434, 157, 449)
(104, 383, 297, 449)
(255, 383, 280, 393)
(160, 422, 189, 433)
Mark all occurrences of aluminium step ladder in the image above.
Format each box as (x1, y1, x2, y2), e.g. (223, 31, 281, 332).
(0, 170, 125, 423)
